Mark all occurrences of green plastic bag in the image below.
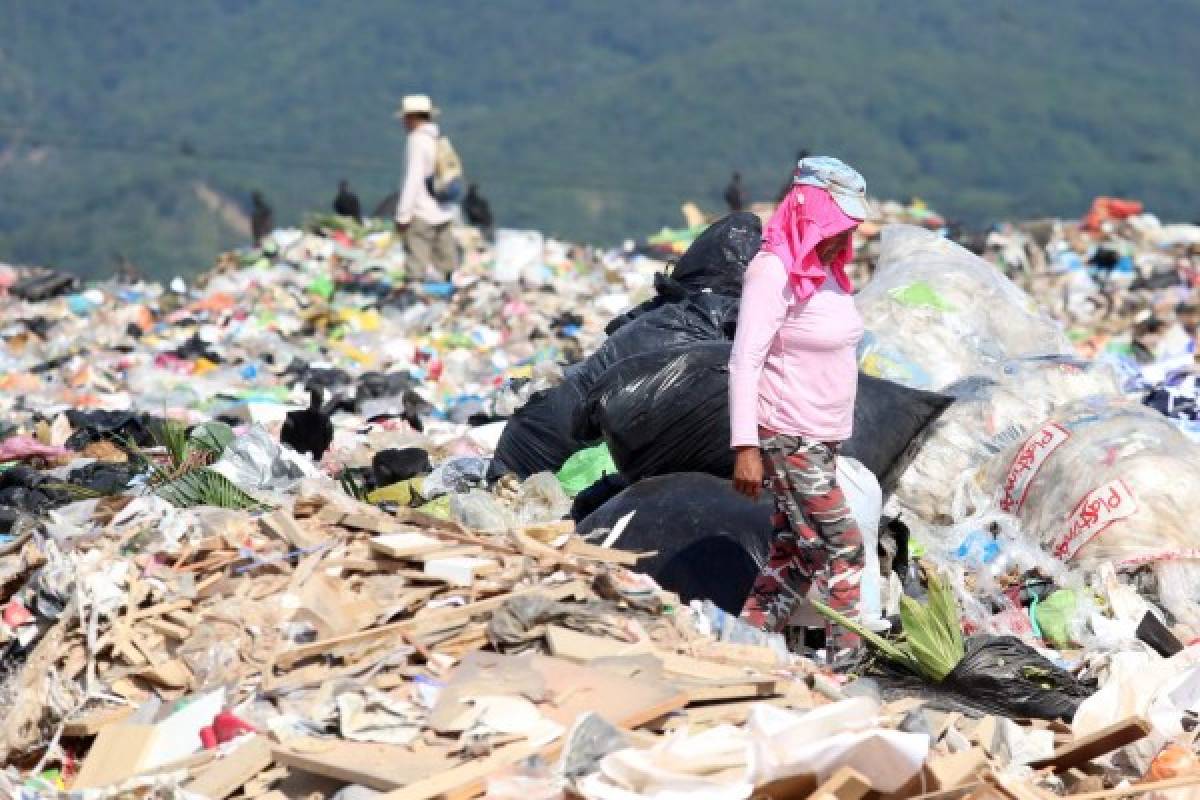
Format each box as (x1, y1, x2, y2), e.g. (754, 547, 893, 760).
(889, 281, 956, 312)
(417, 494, 452, 519)
(556, 445, 617, 496)
(1034, 589, 1079, 649)
(308, 274, 335, 300)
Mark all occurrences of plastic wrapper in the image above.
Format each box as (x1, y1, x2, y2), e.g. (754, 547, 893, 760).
(894, 358, 1122, 523)
(450, 489, 514, 531)
(857, 225, 1072, 391)
(514, 471, 572, 525)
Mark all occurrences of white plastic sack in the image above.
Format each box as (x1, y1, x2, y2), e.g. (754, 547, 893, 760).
(836, 456, 884, 625)
(980, 399, 1200, 629)
(894, 358, 1122, 524)
(494, 229, 545, 284)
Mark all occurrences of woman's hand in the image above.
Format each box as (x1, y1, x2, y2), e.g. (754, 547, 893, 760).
(732, 447, 764, 500)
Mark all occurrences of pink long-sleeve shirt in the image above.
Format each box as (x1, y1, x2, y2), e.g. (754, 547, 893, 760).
(728, 251, 864, 448)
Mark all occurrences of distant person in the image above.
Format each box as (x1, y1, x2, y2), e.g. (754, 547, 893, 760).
(333, 179, 362, 223)
(463, 183, 494, 236)
(724, 172, 747, 212)
(776, 149, 811, 203)
(251, 191, 273, 246)
(394, 94, 460, 279)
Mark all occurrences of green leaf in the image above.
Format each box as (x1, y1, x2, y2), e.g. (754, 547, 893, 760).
(154, 467, 267, 511)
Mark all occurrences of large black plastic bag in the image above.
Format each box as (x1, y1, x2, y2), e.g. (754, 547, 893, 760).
(841, 374, 955, 490)
(575, 344, 733, 480)
(871, 635, 1093, 721)
(607, 212, 760, 334)
(488, 376, 590, 481)
(574, 293, 738, 391)
(577, 473, 774, 614)
(667, 212, 762, 295)
(576, 342, 954, 488)
(491, 295, 738, 481)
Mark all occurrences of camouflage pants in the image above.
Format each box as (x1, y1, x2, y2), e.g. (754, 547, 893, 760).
(740, 433, 864, 635)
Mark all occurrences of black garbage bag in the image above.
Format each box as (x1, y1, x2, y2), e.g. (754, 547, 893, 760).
(355, 371, 417, 408)
(67, 462, 137, 495)
(0, 466, 70, 514)
(64, 410, 160, 450)
(488, 376, 591, 481)
(870, 635, 1093, 721)
(575, 344, 732, 480)
(577, 342, 953, 489)
(607, 212, 760, 334)
(493, 294, 741, 481)
(570, 473, 631, 521)
(578, 473, 774, 614)
(841, 375, 955, 489)
(373, 448, 432, 486)
(575, 293, 738, 391)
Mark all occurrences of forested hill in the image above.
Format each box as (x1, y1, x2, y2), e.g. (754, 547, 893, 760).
(2, 0, 1198, 278)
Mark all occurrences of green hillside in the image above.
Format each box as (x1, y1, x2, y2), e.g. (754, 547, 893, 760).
(1, 1, 1198, 278)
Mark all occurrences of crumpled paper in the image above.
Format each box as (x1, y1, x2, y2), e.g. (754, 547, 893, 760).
(577, 698, 929, 800)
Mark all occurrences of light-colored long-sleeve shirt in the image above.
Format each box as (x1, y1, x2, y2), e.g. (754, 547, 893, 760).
(396, 122, 455, 226)
(728, 251, 864, 448)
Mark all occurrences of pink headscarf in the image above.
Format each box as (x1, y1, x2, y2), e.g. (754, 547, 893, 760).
(761, 184, 860, 302)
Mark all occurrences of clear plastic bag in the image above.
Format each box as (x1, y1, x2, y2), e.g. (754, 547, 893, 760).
(857, 225, 1071, 392)
(514, 472, 572, 526)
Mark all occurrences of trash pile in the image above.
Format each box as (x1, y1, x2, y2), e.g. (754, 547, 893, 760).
(5, 202, 1200, 800)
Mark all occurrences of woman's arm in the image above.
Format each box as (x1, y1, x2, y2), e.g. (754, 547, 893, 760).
(728, 252, 790, 448)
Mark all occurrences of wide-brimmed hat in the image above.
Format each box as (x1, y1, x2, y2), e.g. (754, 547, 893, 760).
(395, 94, 439, 118)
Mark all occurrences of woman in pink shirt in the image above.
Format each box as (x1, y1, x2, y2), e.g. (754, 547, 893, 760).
(728, 156, 868, 647)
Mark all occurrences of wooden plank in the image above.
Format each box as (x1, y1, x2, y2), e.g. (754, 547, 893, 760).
(186, 735, 273, 799)
(563, 536, 648, 566)
(545, 625, 750, 681)
(275, 581, 588, 669)
(376, 741, 536, 800)
(811, 766, 872, 800)
(272, 740, 465, 792)
(750, 774, 818, 800)
(371, 532, 445, 559)
(928, 747, 987, 790)
(1025, 716, 1152, 773)
(682, 677, 780, 704)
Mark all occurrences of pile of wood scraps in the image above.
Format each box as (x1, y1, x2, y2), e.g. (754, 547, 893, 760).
(1, 487, 1197, 800)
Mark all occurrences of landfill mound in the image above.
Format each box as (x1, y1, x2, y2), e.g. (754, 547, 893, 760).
(3, 201, 1200, 799)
